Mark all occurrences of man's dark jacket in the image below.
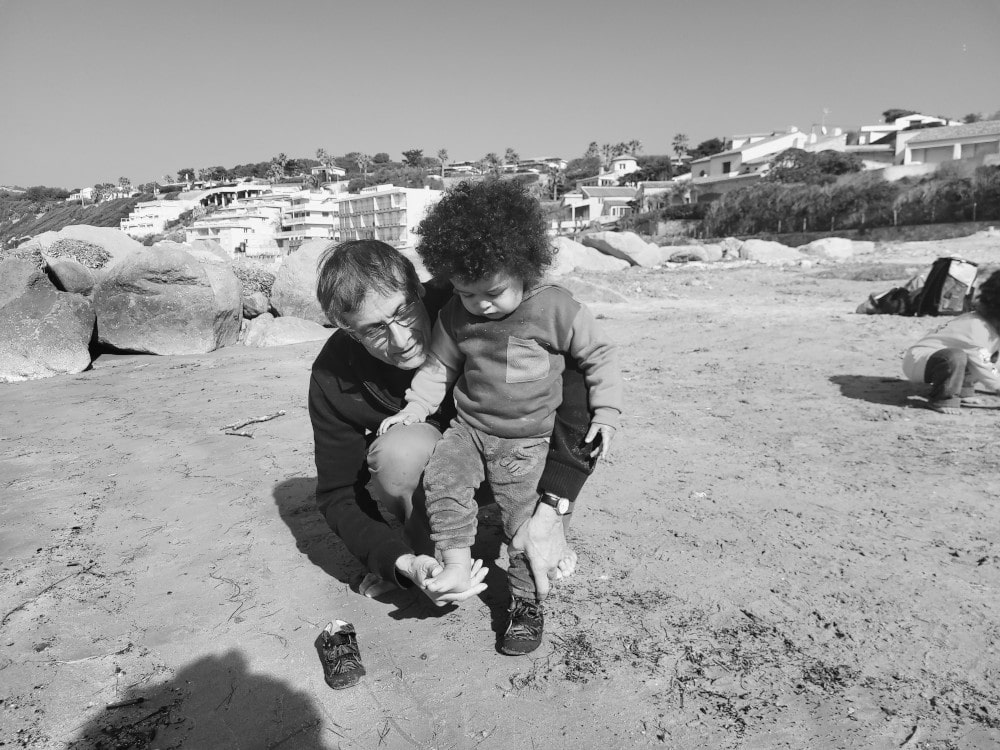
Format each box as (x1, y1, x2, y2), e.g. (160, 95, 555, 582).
(309, 281, 595, 587)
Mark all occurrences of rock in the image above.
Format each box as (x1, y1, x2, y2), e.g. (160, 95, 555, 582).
(156, 240, 231, 267)
(667, 244, 724, 263)
(852, 241, 876, 255)
(47, 257, 97, 295)
(580, 231, 661, 267)
(553, 277, 630, 304)
(271, 239, 332, 325)
(0, 289, 95, 382)
(740, 239, 804, 264)
(0, 258, 53, 309)
(189, 238, 230, 261)
(719, 237, 745, 259)
(241, 313, 332, 348)
(242, 291, 270, 319)
(549, 237, 631, 276)
(800, 237, 854, 261)
(22, 225, 143, 269)
(94, 244, 242, 355)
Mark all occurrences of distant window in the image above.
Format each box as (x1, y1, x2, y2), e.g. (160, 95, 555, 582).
(722, 161, 732, 174)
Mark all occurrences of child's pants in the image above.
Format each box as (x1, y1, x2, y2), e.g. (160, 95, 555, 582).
(924, 347, 976, 407)
(424, 418, 550, 601)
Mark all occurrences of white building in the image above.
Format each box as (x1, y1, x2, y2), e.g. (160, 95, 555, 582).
(119, 199, 198, 239)
(336, 185, 443, 249)
(184, 195, 291, 264)
(274, 191, 341, 252)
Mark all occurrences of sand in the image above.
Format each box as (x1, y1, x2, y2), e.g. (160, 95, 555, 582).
(2, 236, 999, 749)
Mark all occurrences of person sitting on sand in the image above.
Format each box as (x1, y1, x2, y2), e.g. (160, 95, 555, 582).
(902, 268, 1000, 414)
(378, 179, 622, 655)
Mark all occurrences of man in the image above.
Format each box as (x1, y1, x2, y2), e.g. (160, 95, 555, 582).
(309, 239, 596, 610)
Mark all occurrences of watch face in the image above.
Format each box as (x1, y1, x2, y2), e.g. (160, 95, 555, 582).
(556, 497, 570, 514)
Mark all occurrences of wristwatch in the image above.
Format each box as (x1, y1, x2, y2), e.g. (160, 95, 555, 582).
(538, 493, 571, 515)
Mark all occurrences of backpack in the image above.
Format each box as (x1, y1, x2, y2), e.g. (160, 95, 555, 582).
(912, 257, 978, 317)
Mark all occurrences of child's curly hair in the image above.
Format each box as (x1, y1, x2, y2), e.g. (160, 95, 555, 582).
(416, 179, 554, 287)
(976, 268, 1000, 324)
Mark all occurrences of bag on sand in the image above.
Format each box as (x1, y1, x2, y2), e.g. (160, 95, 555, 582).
(913, 257, 978, 316)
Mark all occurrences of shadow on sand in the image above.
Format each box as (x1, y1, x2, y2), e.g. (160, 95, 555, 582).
(829, 374, 921, 407)
(68, 650, 325, 749)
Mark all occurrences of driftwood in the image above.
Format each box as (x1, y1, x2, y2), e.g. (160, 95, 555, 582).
(221, 410, 286, 437)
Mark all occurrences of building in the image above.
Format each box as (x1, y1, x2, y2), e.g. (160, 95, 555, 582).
(184, 195, 291, 264)
(336, 184, 443, 249)
(119, 199, 198, 239)
(311, 165, 347, 183)
(559, 185, 637, 225)
(274, 191, 341, 252)
(903, 120, 1000, 168)
(575, 154, 640, 188)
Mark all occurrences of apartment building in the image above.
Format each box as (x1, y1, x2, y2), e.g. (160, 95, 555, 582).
(274, 191, 341, 252)
(184, 195, 290, 263)
(336, 184, 443, 249)
(120, 199, 198, 239)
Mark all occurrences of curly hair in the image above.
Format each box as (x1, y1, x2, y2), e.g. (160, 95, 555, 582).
(416, 179, 554, 287)
(975, 268, 1000, 325)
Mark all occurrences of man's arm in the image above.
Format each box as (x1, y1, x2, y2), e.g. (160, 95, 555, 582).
(309, 373, 414, 587)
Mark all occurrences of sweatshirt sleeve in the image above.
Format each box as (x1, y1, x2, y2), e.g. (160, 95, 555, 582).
(965, 319, 1000, 391)
(309, 373, 414, 587)
(565, 302, 623, 429)
(400, 316, 463, 419)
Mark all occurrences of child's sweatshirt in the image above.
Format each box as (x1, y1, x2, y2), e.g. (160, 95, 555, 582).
(902, 312, 1000, 391)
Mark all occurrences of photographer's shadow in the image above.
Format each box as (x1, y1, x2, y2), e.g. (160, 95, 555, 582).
(68, 650, 323, 749)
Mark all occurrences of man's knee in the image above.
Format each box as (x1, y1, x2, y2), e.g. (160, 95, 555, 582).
(367, 422, 440, 501)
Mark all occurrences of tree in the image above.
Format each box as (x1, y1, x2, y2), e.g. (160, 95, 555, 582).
(882, 108, 918, 123)
(373, 152, 392, 164)
(626, 139, 643, 156)
(484, 152, 502, 176)
(767, 148, 863, 185)
(437, 148, 448, 178)
(355, 153, 372, 185)
(688, 138, 726, 160)
(118, 176, 132, 197)
(963, 112, 983, 124)
(504, 148, 520, 168)
(402, 149, 424, 168)
(162, 173, 175, 184)
(583, 141, 600, 160)
(177, 167, 195, 183)
(672, 133, 689, 159)
(267, 153, 288, 183)
(546, 163, 565, 200)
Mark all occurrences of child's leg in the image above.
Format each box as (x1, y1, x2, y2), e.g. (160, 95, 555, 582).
(423, 420, 487, 594)
(924, 348, 971, 412)
(484, 436, 551, 603)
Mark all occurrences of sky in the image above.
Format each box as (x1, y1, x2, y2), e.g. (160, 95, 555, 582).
(1, 0, 999, 190)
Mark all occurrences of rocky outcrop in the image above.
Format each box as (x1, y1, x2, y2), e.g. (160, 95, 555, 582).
(0, 258, 52, 309)
(242, 291, 271, 319)
(22, 225, 143, 270)
(241, 313, 331, 348)
(718, 237, 745, 259)
(667, 244, 724, 263)
(47, 258, 98, 295)
(549, 237, 631, 276)
(739, 239, 804, 264)
(0, 275, 95, 383)
(799, 237, 854, 261)
(94, 244, 242, 355)
(270, 239, 332, 325)
(581, 231, 662, 267)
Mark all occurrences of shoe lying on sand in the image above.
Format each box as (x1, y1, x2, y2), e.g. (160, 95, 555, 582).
(315, 621, 365, 689)
(501, 597, 544, 655)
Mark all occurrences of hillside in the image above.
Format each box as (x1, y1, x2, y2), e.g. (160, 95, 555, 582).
(0, 195, 149, 248)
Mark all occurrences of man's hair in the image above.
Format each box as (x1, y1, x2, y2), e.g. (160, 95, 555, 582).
(416, 179, 554, 288)
(315, 239, 422, 326)
(976, 268, 1000, 325)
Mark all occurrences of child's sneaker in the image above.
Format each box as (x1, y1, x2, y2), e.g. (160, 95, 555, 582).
(500, 597, 544, 655)
(315, 621, 365, 689)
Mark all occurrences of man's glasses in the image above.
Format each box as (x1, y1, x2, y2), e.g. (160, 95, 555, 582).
(352, 300, 423, 345)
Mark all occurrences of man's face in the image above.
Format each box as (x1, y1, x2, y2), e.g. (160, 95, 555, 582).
(340, 289, 431, 370)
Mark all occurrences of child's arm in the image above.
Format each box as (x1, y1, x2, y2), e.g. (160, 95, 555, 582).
(961, 318, 1000, 393)
(378, 317, 463, 435)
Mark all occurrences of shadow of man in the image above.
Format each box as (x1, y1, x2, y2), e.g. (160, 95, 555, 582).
(68, 649, 325, 749)
(829, 374, 919, 407)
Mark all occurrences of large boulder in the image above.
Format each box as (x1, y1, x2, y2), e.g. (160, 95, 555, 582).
(156, 239, 231, 267)
(270, 239, 332, 325)
(667, 244, 724, 263)
(580, 231, 661, 267)
(718, 237, 745, 259)
(739, 239, 804, 264)
(241, 313, 332, 348)
(242, 291, 271, 319)
(94, 244, 242, 355)
(549, 237, 631, 276)
(23, 226, 143, 270)
(47, 257, 98, 295)
(799, 237, 854, 261)
(0, 258, 52, 309)
(0, 288, 95, 383)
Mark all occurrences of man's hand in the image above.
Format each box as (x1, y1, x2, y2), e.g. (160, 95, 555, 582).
(509, 501, 576, 600)
(395, 554, 487, 606)
(585, 422, 615, 460)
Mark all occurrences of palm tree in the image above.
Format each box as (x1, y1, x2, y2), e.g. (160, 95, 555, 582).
(546, 164, 565, 200)
(356, 153, 372, 185)
(600, 143, 615, 170)
(672, 133, 689, 159)
(504, 148, 520, 170)
(626, 139, 643, 156)
(437, 148, 448, 178)
(118, 176, 132, 198)
(484, 152, 502, 176)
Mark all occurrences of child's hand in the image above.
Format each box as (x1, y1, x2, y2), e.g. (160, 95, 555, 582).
(584, 423, 616, 460)
(378, 412, 421, 436)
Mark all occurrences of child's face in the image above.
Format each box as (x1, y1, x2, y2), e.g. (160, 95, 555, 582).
(453, 271, 524, 320)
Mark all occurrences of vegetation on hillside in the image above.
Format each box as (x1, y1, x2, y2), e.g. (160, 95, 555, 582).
(0, 195, 151, 248)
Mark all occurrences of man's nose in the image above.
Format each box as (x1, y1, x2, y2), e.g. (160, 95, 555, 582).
(385, 319, 411, 349)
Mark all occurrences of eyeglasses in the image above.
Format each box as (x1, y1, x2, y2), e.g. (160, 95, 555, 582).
(351, 300, 423, 345)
